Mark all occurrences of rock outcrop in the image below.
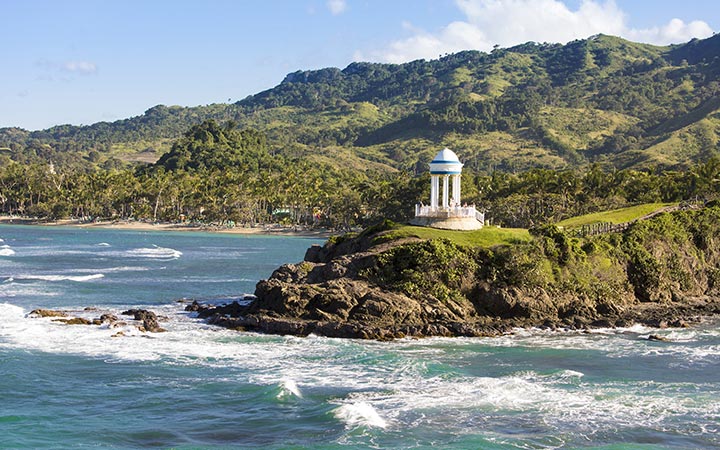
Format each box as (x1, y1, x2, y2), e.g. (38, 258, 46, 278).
(30, 309, 68, 318)
(198, 209, 720, 340)
(27, 308, 165, 333)
(121, 309, 167, 333)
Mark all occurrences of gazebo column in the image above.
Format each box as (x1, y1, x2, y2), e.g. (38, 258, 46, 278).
(430, 175, 439, 210)
(452, 174, 461, 205)
(442, 175, 449, 209)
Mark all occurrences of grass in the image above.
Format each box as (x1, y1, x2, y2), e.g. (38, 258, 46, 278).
(441, 130, 567, 171)
(537, 106, 639, 151)
(379, 224, 531, 248)
(372, 203, 676, 249)
(636, 114, 720, 169)
(556, 203, 676, 228)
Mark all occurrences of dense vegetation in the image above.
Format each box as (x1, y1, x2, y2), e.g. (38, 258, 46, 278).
(1, 117, 719, 229)
(2, 34, 719, 173)
(361, 204, 720, 324)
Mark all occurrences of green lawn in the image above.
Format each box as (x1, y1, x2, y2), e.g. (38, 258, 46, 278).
(366, 203, 677, 248)
(379, 224, 531, 248)
(556, 203, 676, 228)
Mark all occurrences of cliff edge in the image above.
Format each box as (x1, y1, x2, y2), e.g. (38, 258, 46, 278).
(197, 206, 720, 339)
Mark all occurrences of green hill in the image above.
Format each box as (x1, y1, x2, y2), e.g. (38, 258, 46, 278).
(2, 33, 720, 172)
(556, 203, 676, 228)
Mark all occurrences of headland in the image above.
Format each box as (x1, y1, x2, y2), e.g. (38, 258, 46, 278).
(194, 205, 720, 339)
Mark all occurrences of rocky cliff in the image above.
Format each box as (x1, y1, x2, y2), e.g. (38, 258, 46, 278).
(197, 207, 720, 339)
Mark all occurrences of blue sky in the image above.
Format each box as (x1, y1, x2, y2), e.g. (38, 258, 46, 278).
(2, 0, 718, 130)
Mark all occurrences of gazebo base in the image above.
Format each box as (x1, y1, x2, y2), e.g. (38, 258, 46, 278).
(409, 216, 484, 231)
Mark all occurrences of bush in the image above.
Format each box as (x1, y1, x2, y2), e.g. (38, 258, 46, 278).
(365, 238, 477, 302)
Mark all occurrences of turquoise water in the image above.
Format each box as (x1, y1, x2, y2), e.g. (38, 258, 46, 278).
(0, 225, 719, 449)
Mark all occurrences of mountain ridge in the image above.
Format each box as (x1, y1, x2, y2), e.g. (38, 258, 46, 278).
(2, 33, 719, 172)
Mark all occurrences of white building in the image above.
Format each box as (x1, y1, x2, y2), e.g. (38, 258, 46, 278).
(411, 148, 484, 230)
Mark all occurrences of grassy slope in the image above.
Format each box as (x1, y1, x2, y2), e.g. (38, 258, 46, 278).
(379, 224, 531, 248)
(536, 106, 640, 151)
(626, 111, 720, 169)
(556, 203, 675, 228)
(370, 203, 676, 249)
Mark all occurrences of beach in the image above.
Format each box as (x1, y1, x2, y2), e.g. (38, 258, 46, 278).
(0, 215, 334, 238)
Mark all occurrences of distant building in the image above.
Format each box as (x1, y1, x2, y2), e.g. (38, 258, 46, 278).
(411, 148, 484, 231)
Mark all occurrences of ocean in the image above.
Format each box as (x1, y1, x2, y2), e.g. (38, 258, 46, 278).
(0, 224, 718, 449)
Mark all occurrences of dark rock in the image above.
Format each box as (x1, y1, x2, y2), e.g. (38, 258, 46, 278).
(197, 301, 246, 318)
(591, 319, 615, 328)
(306, 261, 347, 283)
(53, 317, 92, 325)
(669, 319, 690, 328)
(30, 309, 67, 318)
(615, 319, 631, 327)
(648, 334, 670, 342)
(185, 300, 206, 312)
(99, 314, 119, 323)
(121, 309, 166, 332)
(304, 244, 324, 263)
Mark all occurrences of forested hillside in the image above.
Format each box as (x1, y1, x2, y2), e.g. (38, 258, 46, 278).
(2, 34, 719, 172)
(2, 117, 719, 229)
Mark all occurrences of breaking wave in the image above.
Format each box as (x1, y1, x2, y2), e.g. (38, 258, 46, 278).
(15, 274, 104, 282)
(333, 402, 388, 429)
(99, 266, 151, 273)
(276, 378, 303, 400)
(126, 246, 182, 259)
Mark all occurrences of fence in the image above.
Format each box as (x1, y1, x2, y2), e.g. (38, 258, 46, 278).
(416, 204, 481, 219)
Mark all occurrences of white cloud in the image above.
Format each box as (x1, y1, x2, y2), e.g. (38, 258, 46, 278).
(327, 0, 347, 15)
(36, 59, 98, 78)
(62, 61, 97, 74)
(626, 18, 714, 45)
(359, 0, 714, 63)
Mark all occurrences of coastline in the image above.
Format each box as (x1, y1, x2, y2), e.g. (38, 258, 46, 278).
(196, 208, 720, 340)
(0, 216, 334, 238)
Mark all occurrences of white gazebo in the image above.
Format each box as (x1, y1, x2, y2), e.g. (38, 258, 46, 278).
(411, 148, 484, 230)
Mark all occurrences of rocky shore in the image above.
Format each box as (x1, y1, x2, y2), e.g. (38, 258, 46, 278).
(29, 307, 167, 335)
(193, 208, 720, 340)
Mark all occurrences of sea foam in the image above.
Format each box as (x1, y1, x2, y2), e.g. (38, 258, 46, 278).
(334, 402, 388, 429)
(126, 246, 182, 259)
(100, 266, 151, 273)
(16, 274, 104, 282)
(276, 378, 303, 399)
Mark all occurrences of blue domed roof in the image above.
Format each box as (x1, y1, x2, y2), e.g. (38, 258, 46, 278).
(429, 148, 463, 174)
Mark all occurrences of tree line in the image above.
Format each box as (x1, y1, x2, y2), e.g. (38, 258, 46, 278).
(1, 120, 718, 231)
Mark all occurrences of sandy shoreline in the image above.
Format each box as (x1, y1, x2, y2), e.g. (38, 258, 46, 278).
(0, 216, 335, 238)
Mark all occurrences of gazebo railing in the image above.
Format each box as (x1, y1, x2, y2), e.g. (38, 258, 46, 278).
(415, 204, 482, 220)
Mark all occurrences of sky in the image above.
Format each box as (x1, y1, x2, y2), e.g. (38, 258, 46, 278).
(1, 0, 718, 131)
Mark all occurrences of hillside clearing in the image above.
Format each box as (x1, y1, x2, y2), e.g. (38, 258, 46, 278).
(378, 224, 531, 248)
(556, 203, 676, 228)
